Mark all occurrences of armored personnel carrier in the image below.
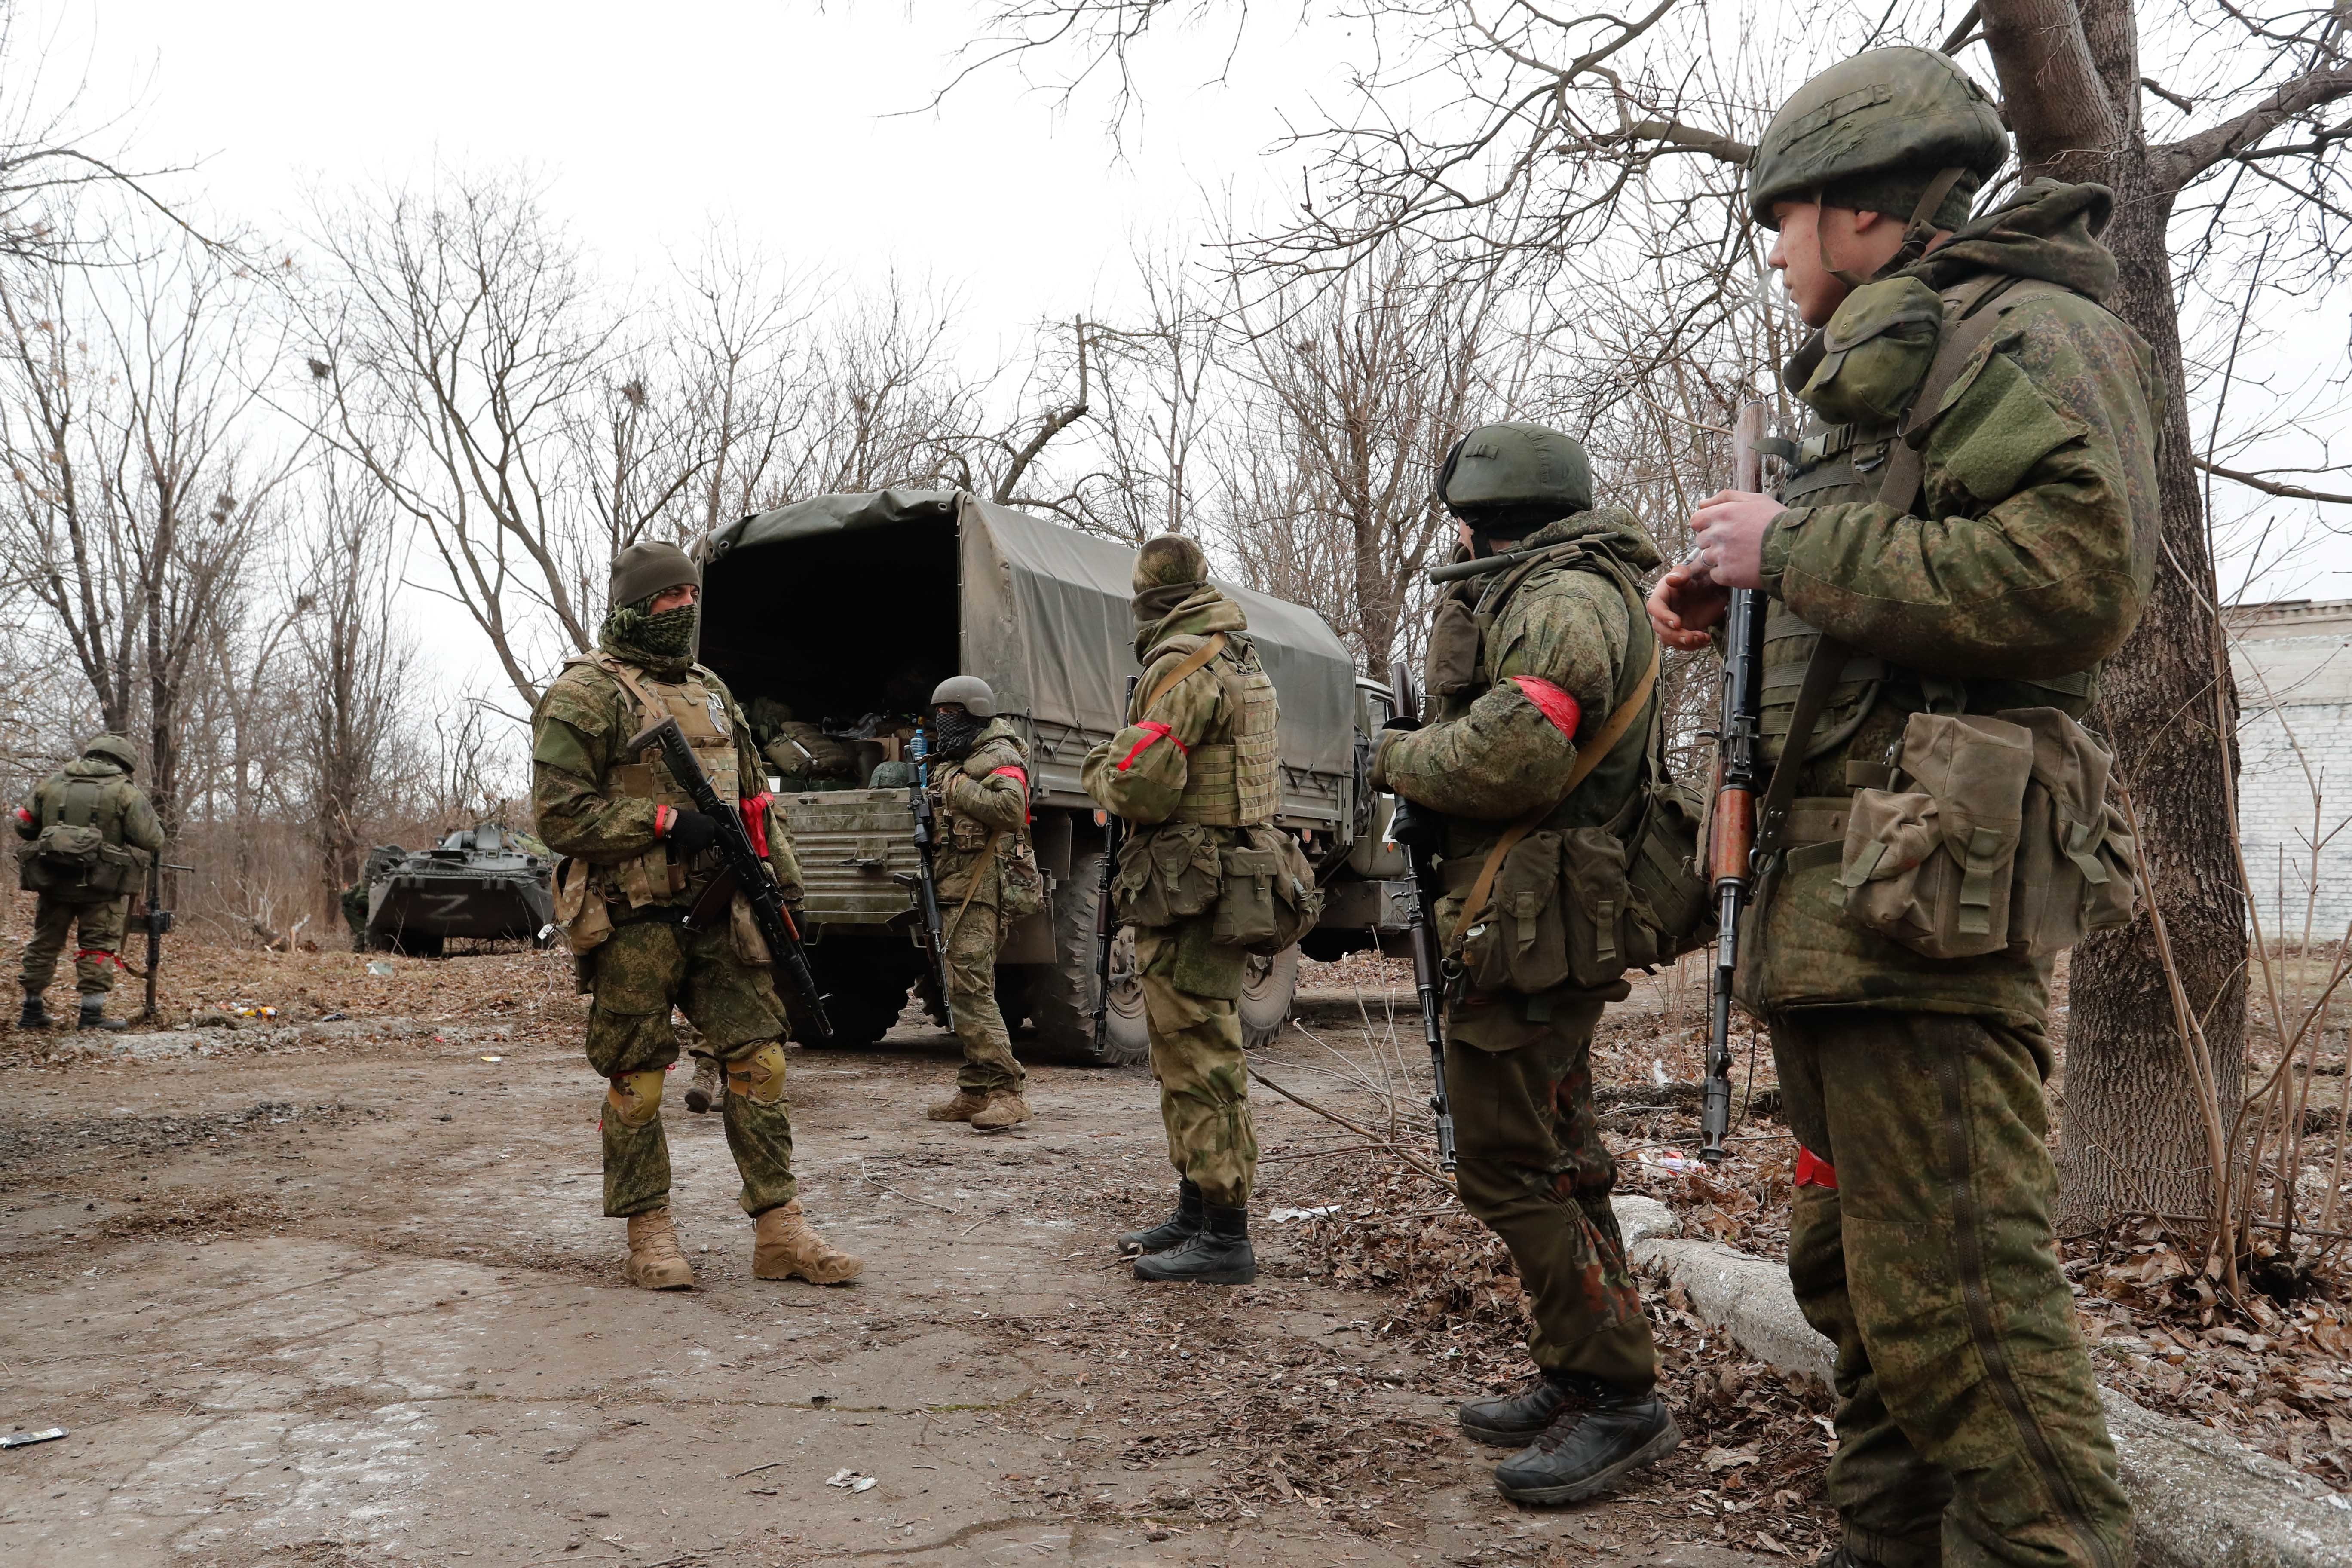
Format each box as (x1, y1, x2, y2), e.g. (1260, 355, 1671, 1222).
(695, 488, 1412, 1066)
(361, 824, 555, 956)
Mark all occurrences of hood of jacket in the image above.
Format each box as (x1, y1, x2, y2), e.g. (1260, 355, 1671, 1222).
(1136, 582, 1250, 665)
(1901, 178, 2119, 303)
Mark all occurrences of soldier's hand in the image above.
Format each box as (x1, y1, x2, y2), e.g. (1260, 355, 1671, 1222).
(1688, 488, 1779, 591)
(1388, 796, 1442, 850)
(1648, 562, 1730, 651)
(666, 808, 721, 857)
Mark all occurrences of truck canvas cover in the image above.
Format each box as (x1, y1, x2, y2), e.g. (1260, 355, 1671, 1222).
(700, 489, 1356, 824)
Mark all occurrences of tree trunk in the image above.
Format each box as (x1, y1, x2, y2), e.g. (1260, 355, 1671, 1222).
(1984, 0, 2250, 1231)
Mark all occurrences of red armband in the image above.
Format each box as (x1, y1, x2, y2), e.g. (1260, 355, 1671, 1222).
(990, 766, 1032, 824)
(1794, 1148, 1838, 1190)
(654, 804, 676, 838)
(10, 806, 29, 827)
(739, 792, 773, 858)
(1115, 722, 1188, 772)
(1511, 676, 1582, 740)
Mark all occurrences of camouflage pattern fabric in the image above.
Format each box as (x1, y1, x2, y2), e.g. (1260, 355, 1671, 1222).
(944, 900, 1022, 1094)
(933, 719, 1032, 1094)
(1772, 1008, 2128, 1568)
(19, 895, 129, 997)
(1134, 920, 1255, 1208)
(1082, 586, 1257, 828)
(590, 918, 797, 1219)
(1446, 989, 1657, 1391)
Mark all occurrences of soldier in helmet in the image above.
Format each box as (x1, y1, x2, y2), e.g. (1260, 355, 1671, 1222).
(1372, 422, 1679, 1504)
(1083, 534, 1278, 1286)
(12, 734, 166, 1032)
(1649, 46, 2151, 1568)
(921, 675, 1043, 1132)
(532, 540, 862, 1292)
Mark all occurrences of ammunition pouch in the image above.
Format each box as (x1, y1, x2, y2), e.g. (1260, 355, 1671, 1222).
(1838, 707, 2136, 960)
(1210, 827, 1323, 956)
(1792, 276, 1944, 426)
(998, 838, 1046, 921)
(551, 856, 615, 956)
(1112, 822, 1223, 928)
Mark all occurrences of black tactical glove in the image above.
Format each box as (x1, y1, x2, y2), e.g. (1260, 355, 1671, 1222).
(666, 808, 722, 858)
(1387, 795, 1442, 850)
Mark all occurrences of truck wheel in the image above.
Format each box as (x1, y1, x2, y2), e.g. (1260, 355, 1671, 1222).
(1238, 946, 1302, 1050)
(1029, 846, 1149, 1067)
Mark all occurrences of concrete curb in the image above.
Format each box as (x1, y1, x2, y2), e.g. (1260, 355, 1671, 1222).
(1608, 1197, 2352, 1568)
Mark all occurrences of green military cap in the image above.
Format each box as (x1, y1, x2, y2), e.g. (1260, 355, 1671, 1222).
(1747, 47, 2008, 232)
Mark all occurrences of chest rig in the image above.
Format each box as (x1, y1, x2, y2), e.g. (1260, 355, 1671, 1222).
(1761, 271, 2099, 781)
(1146, 633, 1280, 828)
(577, 652, 741, 907)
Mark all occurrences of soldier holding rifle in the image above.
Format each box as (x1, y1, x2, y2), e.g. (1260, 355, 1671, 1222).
(533, 540, 861, 1292)
(1651, 47, 2156, 1568)
(13, 733, 165, 1033)
(1372, 423, 1680, 1506)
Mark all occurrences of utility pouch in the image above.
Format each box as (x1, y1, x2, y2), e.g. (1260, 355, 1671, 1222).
(1839, 711, 2033, 958)
(998, 838, 1047, 921)
(1558, 828, 1644, 989)
(1999, 707, 2139, 955)
(1113, 822, 1222, 928)
(1424, 597, 1481, 698)
(1623, 776, 1715, 965)
(551, 856, 615, 956)
(729, 892, 771, 966)
(1212, 827, 1322, 956)
(86, 842, 142, 897)
(24, 822, 104, 896)
(1451, 830, 1574, 995)
(1796, 277, 1944, 426)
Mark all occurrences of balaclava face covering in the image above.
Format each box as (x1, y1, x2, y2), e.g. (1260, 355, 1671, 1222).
(599, 597, 698, 676)
(931, 706, 985, 761)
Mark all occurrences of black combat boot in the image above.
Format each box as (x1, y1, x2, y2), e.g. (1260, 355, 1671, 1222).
(1133, 1201, 1255, 1285)
(1491, 1381, 1679, 1505)
(1459, 1371, 1595, 1447)
(77, 996, 127, 1032)
(1118, 1179, 1204, 1256)
(17, 990, 48, 1030)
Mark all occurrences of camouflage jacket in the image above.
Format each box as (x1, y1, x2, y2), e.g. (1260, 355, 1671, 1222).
(931, 718, 1032, 907)
(1373, 509, 1662, 858)
(530, 655, 804, 907)
(1081, 586, 1262, 830)
(1741, 179, 2160, 1025)
(13, 757, 166, 854)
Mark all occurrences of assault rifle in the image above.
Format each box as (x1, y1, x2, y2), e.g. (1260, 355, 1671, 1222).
(1387, 671, 1457, 1172)
(903, 727, 955, 1032)
(131, 858, 195, 1024)
(626, 717, 835, 1044)
(1700, 401, 1772, 1164)
(1092, 675, 1140, 1051)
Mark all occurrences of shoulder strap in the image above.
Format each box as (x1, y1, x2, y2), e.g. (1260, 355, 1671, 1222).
(945, 830, 1008, 944)
(1876, 276, 2076, 512)
(1448, 640, 1661, 948)
(591, 652, 665, 735)
(1142, 632, 1229, 715)
(61, 777, 101, 829)
(1752, 635, 1856, 861)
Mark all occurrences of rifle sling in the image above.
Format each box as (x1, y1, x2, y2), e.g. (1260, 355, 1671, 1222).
(1447, 641, 1660, 949)
(943, 830, 1008, 946)
(1142, 632, 1229, 714)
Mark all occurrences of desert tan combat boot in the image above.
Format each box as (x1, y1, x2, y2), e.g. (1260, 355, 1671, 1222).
(968, 1091, 1033, 1132)
(925, 1088, 989, 1122)
(753, 1200, 863, 1284)
(685, 1055, 723, 1114)
(623, 1210, 695, 1291)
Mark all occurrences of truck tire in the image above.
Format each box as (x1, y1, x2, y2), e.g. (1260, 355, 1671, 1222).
(1029, 847, 1149, 1067)
(1238, 946, 1301, 1050)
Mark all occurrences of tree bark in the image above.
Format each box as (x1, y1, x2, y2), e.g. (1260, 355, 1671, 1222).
(1980, 0, 2249, 1231)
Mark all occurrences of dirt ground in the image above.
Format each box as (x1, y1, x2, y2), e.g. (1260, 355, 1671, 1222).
(0, 940, 1785, 1568)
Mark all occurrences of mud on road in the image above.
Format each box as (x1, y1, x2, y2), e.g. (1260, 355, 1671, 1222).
(0, 951, 1782, 1568)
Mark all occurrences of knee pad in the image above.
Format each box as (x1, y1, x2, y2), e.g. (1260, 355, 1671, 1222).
(725, 1040, 789, 1105)
(605, 1069, 665, 1128)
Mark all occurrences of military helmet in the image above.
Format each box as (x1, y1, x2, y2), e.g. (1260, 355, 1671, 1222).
(609, 539, 701, 611)
(1132, 533, 1210, 594)
(930, 675, 998, 718)
(82, 733, 138, 773)
(1437, 422, 1595, 518)
(1748, 47, 2008, 231)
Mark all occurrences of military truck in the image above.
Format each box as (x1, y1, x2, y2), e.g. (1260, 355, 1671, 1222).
(697, 488, 1412, 1066)
(359, 824, 555, 956)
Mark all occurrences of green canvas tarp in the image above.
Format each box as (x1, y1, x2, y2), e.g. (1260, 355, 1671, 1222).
(702, 489, 1358, 821)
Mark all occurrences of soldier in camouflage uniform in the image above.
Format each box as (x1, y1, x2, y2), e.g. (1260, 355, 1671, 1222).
(1372, 423, 1680, 1504)
(13, 734, 165, 1032)
(533, 540, 861, 1292)
(1649, 46, 2151, 1568)
(1082, 534, 1278, 1286)
(922, 675, 1041, 1133)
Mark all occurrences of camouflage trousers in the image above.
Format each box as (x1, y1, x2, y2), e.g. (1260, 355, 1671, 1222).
(19, 894, 129, 998)
(944, 898, 1023, 1095)
(1446, 986, 1657, 1391)
(1135, 919, 1255, 1209)
(587, 916, 798, 1221)
(1772, 1009, 2130, 1568)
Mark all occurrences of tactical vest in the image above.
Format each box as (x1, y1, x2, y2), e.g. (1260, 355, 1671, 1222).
(1424, 543, 1658, 836)
(1147, 634, 1279, 827)
(570, 652, 741, 907)
(1762, 273, 2103, 781)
